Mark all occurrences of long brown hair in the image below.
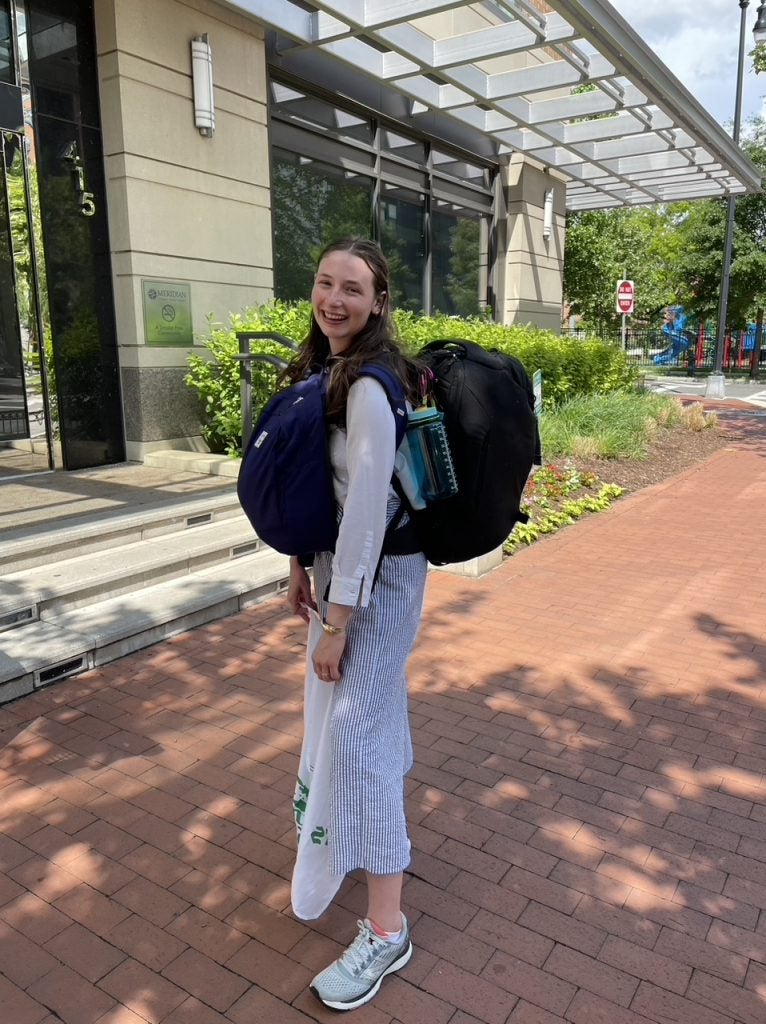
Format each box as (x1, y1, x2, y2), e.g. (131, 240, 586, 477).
(282, 237, 421, 420)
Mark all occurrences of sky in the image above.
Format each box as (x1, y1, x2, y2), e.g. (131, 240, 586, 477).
(610, 0, 765, 131)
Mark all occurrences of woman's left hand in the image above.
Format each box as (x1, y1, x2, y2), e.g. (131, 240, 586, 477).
(312, 632, 346, 683)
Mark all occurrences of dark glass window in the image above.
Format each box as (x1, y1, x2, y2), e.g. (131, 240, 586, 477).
(269, 77, 495, 317)
(432, 205, 485, 317)
(272, 149, 374, 302)
(380, 184, 425, 313)
(432, 149, 491, 189)
(25, 0, 101, 128)
(0, 134, 26, 439)
(26, 0, 123, 468)
(382, 129, 425, 165)
(270, 82, 373, 146)
(0, 2, 13, 85)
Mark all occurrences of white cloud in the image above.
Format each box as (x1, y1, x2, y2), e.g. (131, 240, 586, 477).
(610, 0, 766, 127)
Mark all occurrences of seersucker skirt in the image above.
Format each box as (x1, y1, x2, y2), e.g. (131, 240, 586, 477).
(311, 546, 427, 878)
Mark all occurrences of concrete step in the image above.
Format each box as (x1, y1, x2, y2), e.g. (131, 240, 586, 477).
(0, 548, 289, 706)
(1, 515, 262, 622)
(143, 450, 240, 478)
(0, 488, 242, 574)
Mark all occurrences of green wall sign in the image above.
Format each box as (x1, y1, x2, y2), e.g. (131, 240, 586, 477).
(142, 280, 193, 346)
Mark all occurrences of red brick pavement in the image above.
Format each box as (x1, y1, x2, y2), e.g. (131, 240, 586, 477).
(1, 414, 765, 1024)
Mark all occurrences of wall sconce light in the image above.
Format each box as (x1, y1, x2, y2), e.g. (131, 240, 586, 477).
(543, 188, 554, 241)
(191, 34, 215, 138)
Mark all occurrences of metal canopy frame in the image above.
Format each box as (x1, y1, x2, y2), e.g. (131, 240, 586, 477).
(221, 0, 762, 210)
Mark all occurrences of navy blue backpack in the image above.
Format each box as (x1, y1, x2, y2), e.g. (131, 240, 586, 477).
(237, 364, 409, 556)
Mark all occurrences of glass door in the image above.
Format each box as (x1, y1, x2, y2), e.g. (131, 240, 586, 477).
(0, 0, 53, 478)
(0, 126, 52, 477)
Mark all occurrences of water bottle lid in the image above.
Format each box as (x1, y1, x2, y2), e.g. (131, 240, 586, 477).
(408, 405, 440, 424)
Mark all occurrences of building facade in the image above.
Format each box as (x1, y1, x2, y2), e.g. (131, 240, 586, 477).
(0, 0, 758, 476)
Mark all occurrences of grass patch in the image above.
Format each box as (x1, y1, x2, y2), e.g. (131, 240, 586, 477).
(506, 392, 720, 555)
(682, 404, 718, 431)
(539, 392, 705, 461)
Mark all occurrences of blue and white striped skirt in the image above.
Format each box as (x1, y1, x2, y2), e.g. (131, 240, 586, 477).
(311, 548, 427, 877)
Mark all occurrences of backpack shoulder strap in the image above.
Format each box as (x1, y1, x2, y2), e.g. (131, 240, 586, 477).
(356, 364, 409, 449)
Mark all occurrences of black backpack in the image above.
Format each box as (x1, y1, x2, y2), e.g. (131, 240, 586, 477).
(407, 339, 541, 565)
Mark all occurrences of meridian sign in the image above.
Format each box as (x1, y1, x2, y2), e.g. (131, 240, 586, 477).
(616, 279, 635, 315)
(142, 280, 193, 346)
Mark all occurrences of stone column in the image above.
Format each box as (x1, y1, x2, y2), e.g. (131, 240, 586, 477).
(497, 155, 567, 332)
(94, 0, 273, 460)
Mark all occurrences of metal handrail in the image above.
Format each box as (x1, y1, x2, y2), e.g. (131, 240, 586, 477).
(234, 331, 299, 448)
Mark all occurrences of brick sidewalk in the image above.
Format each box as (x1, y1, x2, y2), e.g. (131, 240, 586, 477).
(1, 419, 765, 1024)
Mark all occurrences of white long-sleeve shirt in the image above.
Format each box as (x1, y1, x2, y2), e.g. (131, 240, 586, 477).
(328, 376, 417, 607)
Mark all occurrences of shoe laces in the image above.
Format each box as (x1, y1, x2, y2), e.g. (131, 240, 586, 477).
(338, 920, 388, 975)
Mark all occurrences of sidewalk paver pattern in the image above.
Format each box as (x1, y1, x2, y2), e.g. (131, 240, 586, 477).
(1, 417, 765, 1024)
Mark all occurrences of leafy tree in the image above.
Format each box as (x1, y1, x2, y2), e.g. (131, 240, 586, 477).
(563, 206, 682, 329)
(564, 116, 766, 333)
(753, 42, 766, 74)
(672, 117, 766, 328)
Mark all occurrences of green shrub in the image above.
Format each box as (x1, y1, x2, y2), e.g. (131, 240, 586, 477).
(393, 313, 638, 408)
(185, 302, 312, 454)
(504, 462, 623, 554)
(186, 302, 638, 455)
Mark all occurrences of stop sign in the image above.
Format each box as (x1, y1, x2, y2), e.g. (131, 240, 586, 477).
(616, 280, 635, 315)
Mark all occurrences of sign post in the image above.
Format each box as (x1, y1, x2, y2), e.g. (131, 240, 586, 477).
(616, 278, 634, 351)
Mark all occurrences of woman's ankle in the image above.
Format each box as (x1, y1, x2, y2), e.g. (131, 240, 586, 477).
(368, 912, 404, 936)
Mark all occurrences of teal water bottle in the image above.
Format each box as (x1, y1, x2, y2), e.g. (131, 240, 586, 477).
(406, 404, 458, 503)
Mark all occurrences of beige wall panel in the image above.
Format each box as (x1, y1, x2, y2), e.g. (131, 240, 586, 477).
(103, 47, 264, 121)
(110, 49, 268, 130)
(122, 177, 271, 267)
(112, 268, 273, 367)
(504, 302, 561, 332)
(98, 53, 126, 154)
(105, 154, 269, 211)
(103, 79, 268, 188)
(109, 0, 265, 100)
(504, 262, 563, 302)
(94, 1, 118, 56)
(112, 280, 273, 363)
(111, 251, 272, 290)
(507, 211, 565, 266)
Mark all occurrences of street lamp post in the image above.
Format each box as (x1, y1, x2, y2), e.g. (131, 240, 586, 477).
(706, 0, 752, 399)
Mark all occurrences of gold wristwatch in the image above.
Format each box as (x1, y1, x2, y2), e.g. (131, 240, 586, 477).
(320, 618, 346, 636)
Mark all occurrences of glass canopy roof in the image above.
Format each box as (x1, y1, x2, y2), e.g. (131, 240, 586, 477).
(222, 0, 762, 209)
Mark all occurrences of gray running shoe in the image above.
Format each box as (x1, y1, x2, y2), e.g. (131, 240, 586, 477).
(310, 917, 412, 1011)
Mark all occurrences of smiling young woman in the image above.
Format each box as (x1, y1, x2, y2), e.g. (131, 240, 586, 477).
(311, 249, 385, 354)
(280, 237, 428, 1012)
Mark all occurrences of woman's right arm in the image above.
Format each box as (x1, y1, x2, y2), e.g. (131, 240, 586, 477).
(287, 556, 315, 623)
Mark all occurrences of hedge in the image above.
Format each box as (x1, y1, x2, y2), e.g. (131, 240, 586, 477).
(185, 301, 638, 454)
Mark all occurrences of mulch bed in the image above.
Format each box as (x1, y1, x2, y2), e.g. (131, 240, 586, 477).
(575, 423, 736, 495)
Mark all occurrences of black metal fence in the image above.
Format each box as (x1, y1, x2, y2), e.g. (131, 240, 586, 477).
(561, 327, 765, 374)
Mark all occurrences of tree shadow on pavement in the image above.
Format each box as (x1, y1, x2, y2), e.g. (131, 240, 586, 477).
(0, 584, 765, 1023)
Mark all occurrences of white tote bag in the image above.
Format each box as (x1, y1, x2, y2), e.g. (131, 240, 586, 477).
(291, 615, 345, 920)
